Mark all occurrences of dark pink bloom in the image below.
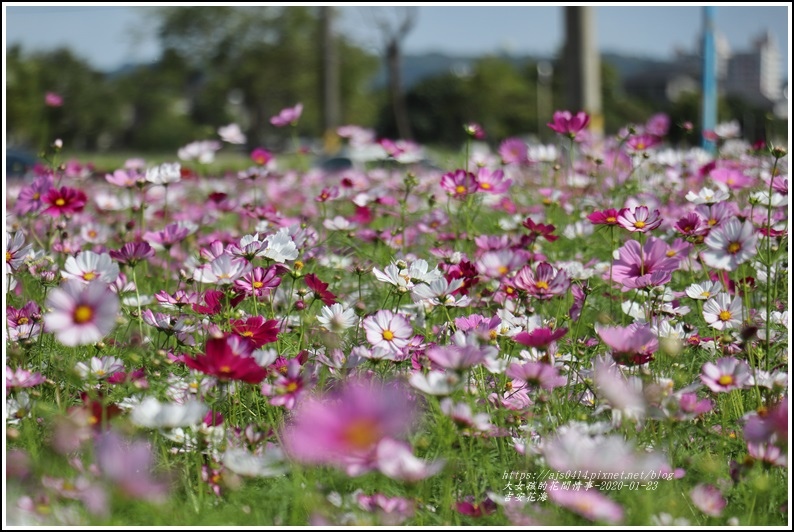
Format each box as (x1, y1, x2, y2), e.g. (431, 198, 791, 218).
(674, 212, 709, 238)
(305, 273, 338, 306)
(626, 133, 662, 151)
(230, 316, 279, 348)
(513, 326, 567, 349)
(587, 208, 621, 226)
(547, 110, 590, 140)
(234, 266, 282, 299)
(183, 336, 267, 384)
(42, 186, 87, 216)
(597, 323, 658, 366)
(507, 361, 566, 390)
(455, 496, 497, 517)
(464, 122, 485, 139)
(109, 241, 155, 267)
(522, 217, 558, 242)
(250, 147, 273, 165)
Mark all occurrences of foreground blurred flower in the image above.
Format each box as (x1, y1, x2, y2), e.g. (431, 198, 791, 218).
(178, 140, 221, 164)
(700, 357, 751, 393)
(94, 430, 170, 503)
(375, 438, 444, 482)
(145, 162, 181, 185)
(547, 486, 623, 524)
(690, 484, 726, 517)
(45, 91, 64, 107)
(6, 366, 46, 394)
(222, 445, 288, 477)
(281, 378, 416, 476)
(130, 397, 208, 429)
(597, 323, 658, 366)
(43, 280, 120, 347)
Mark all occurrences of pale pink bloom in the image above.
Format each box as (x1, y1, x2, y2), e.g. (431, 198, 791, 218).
(178, 140, 221, 164)
(43, 280, 120, 347)
(61, 251, 119, 285)
(218, 123, 247, 144)
(192, 254, 252, 285)
(270, 103, 303, 127)
(74, 356, 125, 380)
(362, 310, 413, 354)
(596, 322, 658, 366)
(6, 232, 33, 272)
(547, 486, 623, 524)
(513, 262, 570, 300)
(357, 493, 415, 526)
(145, 162, 181, 185)
(375, 438, 444, 482)
(701, 217, 758, 271)
(690, 484, 726, 517)
(507, 361, 566, 390)
(475, 167, 512, 194)
(616, 205, 663, 233)
(45, 91, 63, 107)
(439, 398, 492, 432)
(94, 430, 170, 502)
(6, 366, 46, 394)
(593, 356, 646, 423)
(700, 357, 751, 393)
(702, 293, 744, 330)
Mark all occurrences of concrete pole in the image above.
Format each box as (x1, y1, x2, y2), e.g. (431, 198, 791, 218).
(701, 6, 717, 153)
(564, 6, 603, 137)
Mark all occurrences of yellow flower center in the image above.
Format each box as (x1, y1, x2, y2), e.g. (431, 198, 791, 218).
(219, 365, 232, 374)
(718, 375, 734, 386)
(73, 305, 94, 324)
(535, 281, 549, 290)
(718, 310, 732, 322)
(455, 185, 466, 195)
(700, 291, 710, 298)
(666, 250, 676, 257)
(294, 260, 304, 271)
(82, 271, 96, 281)
(33, 193, 40, 200)
(727, 242, 741, 254)
(5, 251, 11, 263)
(342, 419, 380, 449)
(55, 198, 66, 206)
(480, 182, 491, 190)
(708, 218, 717, 226)
(242, 331, 254, 337)
(634, 220, 646, 229)
(606, 216, 616, 223)
(18, 317, 29, 325)
(497, 265, 508, 275)
(489, 330, 498, 340)
(285, 382, 298, 393)
(382, 329, 395, 341)
(252, 281, 264, 288)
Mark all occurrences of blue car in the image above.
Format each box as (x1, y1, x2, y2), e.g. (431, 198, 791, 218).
(7, 149, 38, 181)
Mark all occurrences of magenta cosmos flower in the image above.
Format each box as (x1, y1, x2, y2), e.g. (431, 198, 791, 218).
(45, 91, 63, 107)
(475, 167, 512, 194)
(597, 322, 658, 366)
(700, 357, 751, 393)
(498, 137, 529, 165)
(362, 310, 414, 355)
(280, 378, 416, 476)
(440, 169, 478, 199)
(270, 103, 303, 127)
(513, 262, 570, 300)
(182, 335, 267, 384)
(42, 186, 87, 216)
(547, 110, 590, 140)
(43, 280, 120, 347)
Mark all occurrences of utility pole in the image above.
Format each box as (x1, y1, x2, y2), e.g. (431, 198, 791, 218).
(563, 6, 603, 137)
(701, 6, 717, 153)
(321, 6, 341, 154)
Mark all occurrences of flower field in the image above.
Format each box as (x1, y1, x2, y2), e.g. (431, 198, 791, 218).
(4, 106, 789, 526)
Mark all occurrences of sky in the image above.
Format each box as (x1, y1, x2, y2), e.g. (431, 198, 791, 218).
(4, 3, 791, 78)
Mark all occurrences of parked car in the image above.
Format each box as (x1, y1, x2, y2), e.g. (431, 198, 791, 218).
(6, 149, 38, 182)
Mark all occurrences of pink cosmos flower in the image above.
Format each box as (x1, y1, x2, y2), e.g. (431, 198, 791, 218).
(14, 174, 53, 216)
(597, 322, 658, 366)
(6, 232, 32, 273)
(690, 484, 726, 517)
(626, 133, 662, 152)
(743, 398, 787, 444)
(250, 147, 273, 165)
(475, 167, 512, 194)
(507, 361, 566, 390)
(94, 430, 170, 503)
(41, 186, 87, 216)
(701, 217, 758, 271)
(700, 357, 751, 393)
(270, 103, 303, 127)
(440, 169, 478, 199)
(513, 326, 567, 350)
(261, 359, 308, 409)
(357, 493, 415, 525)
(513, 262, 570, 300)
(281, 378, 416, 476)
(233, 265, 282, 299)
(616, 205, 663, 233)
(547, 486, 623, 524)
(6, 366, 46, 394)
(547, 110, 590, 141)
(609, 236, 678, 291)
(498, 137, 529, 165)
(645, 113, 670, 136)
(375, 438, 445, 482)
(587, 208, 621, 226)
(109, 241, 155, 267)
(43, 280, 120, 347)
(710, 166, 754, 190)
(362, 310, 414, 355)
(230, 315, 279, 348)
(45, 92, 63, 107)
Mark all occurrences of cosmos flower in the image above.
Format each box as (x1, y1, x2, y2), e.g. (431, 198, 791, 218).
(218, 123, 247, 144)
(689, 484, 726, 517)
(596, 323, 658, 366)
(513, 262, 570, 300)
(498, 137, 529, 165)
(547, 486, 623, 524)
(317, 303, 358, 333)
(43, 280, 120, 347)
(6, 232, 33, 273)
(305, 273, 338, 306)
(42, 186, 87, 216)
(61, 251, 120, 285)
(440, 169, 478, 199)
(182, 336, 267, 384)
(270, 103, 303, 127)
(547, 110, 590, 141)
(700, 357, 751, 393)
(362, 310, 413, 355)
(145, 162, 181, 186)
(701, 217, 758, 271)
(616, 206, 663, 233)
(702, 293, 744, 330)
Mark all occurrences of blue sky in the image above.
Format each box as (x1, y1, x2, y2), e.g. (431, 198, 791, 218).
(5, 4, 791, 77)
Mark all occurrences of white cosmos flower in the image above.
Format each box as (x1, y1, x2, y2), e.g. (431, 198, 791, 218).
(145, 162, 181, 185)
(130, 397, 208, 428)
(218, 123, 247, 145)
(701, 218, 758, 271)
(61, 251, 119, 284)
(684, 280, 723, 300)
(408, 370, 460, 396)
(223, 446, 288, 477)
(703, 294, 744, 331)
(685, 187, 730, 205)
(317, 303, 358, 333)
(262, 228, 298, 263)
(74, 356, 125, 380)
